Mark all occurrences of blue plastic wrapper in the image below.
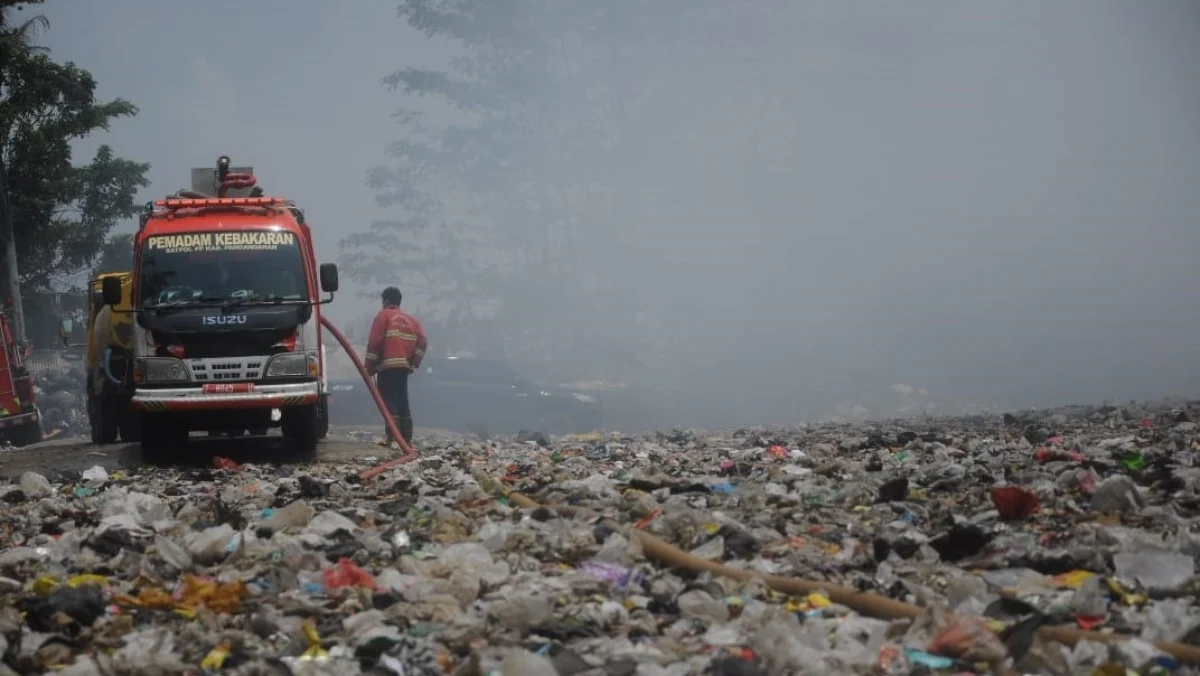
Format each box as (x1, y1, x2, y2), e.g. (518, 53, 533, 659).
(903, 647, 953, 670)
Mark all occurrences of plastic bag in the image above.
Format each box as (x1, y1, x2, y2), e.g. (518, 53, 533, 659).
(927, 614, 1009, 663)
(323, 558, 379, 591)
(991, 486, 1040, 520)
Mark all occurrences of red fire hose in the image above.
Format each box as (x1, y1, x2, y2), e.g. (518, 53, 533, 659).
(218, 172, 258, 198)
(318, 315, 420, 478)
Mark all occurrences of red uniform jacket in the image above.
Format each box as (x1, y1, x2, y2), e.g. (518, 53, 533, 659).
(364, 306, 427, 374)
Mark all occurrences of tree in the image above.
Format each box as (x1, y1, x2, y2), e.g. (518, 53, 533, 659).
(0, 1, 149, 336)
(344, 1, 814, 392)
(92, 232, 133, 277)
(342, 2, 705, 375)
(0, 0, 49, 337)
(9, 144, 149, 289)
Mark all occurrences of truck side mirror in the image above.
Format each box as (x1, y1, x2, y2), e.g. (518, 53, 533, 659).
(319, 263, 339, 293)
(101, 276, 122, 306)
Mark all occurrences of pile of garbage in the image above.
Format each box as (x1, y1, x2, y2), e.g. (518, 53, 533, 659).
(31, 366, 86, 437)
(0, 400, 1199, 675)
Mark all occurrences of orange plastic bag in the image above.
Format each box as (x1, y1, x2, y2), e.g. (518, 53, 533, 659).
(322, 558, 379, 591)
(177, 575, 246, 613)
(115, 576, 245, 614)
(129, 587, 176, 609)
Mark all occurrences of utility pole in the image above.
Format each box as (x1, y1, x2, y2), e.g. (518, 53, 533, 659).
(0, 160, 23, 340)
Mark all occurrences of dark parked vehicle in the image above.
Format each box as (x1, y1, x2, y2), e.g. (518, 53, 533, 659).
(327, 356, 604, 435)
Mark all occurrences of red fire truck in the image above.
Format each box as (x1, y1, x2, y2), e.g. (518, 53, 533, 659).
(99, 156, 338, 460)
(0, 308, 41, 446)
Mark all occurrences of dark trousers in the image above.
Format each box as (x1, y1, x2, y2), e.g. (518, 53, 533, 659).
(375, 368, 413, 444)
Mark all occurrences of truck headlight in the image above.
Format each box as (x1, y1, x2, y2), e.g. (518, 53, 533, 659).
(266, 352, 317, 378)
(136, 358, 188, 383)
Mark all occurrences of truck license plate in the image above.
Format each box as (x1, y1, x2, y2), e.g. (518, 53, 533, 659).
(202, 383, 255, 394)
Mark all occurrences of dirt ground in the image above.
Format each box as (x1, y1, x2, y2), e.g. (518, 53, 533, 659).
(0, 426, 461, 479)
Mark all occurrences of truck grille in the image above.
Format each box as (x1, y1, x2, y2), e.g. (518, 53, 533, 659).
(186, 357, 265, 382)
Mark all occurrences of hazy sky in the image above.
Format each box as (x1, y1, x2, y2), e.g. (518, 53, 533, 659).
(20, 0, 439, 326)
(17, 0, 1200, 424)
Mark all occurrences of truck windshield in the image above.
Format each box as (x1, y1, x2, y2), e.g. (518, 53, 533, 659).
(137, 230, 308, 307)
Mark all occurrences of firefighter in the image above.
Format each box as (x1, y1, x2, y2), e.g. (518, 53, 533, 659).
(364, 286, 427, 447)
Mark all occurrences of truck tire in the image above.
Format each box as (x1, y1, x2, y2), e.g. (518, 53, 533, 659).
(88, 396, 119, 445)
(140, 422, 166, 464)
(317, 394, 329, 440)
(282, 403, 319, 459)
(11, 417, 43, 447)
(119, 410, 142, 442)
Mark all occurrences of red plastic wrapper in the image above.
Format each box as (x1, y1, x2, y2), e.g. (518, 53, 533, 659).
(1033, 448, 1085, 463)
(322, 558, 379, 591)
(212, 456, 242, 471)
(1076, 615, 1106, 630)
(991, 486, 1040, 520)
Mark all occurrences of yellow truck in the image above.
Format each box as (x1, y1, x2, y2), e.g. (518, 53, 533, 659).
(84, 272, 139, 443)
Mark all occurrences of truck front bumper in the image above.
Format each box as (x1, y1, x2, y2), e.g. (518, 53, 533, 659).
(132, 382, 319, 412)
(0, 410, 38, 428)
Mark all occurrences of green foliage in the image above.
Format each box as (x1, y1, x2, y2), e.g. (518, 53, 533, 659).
(93, 232, 133, 277)
(0, 5, 150, 290)
(11, 144, 149, 288)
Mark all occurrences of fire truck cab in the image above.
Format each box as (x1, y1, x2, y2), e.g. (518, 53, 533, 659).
(0, 309, 41, 446)
(102, 157, 337, 460)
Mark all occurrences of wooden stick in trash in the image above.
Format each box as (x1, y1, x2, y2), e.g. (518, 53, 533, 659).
(505, 491, 1200, 665)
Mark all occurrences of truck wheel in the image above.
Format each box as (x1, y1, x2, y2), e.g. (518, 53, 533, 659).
(118, 410, 142, 443)
(88, 396, 119, 445)
(317, 394, 330, 440)
(11, 418, 43, 447)
(282, 404, 319, 460)
(140, 423, 165, 464)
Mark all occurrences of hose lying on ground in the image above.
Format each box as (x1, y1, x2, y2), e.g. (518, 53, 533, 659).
(505, 492, 1200, 665)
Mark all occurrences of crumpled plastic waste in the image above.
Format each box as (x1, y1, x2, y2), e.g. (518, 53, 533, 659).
(0, 399, 1192, 673)
(24, 365, 87, 437)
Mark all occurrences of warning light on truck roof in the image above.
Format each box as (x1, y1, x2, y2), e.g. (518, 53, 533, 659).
(155, 197, 288, 209)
